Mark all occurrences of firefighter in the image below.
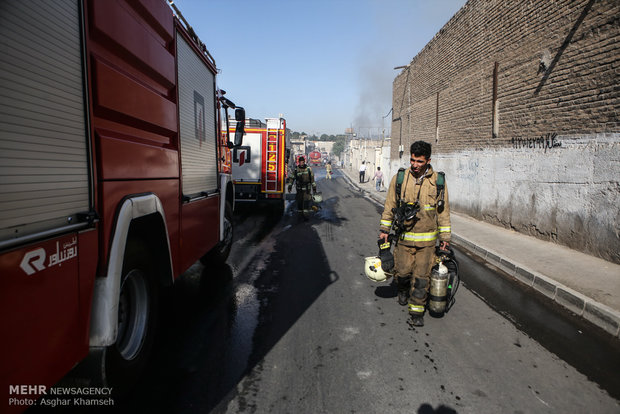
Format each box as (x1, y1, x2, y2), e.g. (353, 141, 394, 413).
(326, 161, 333, 180)
(288, 156, 317, 221)
(378, 141, 451, 327)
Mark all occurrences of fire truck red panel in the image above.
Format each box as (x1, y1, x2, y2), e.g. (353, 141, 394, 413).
(179, 197, 219, 272)
(99, 180, 180, 274)
(90, 0, 175, 87)
(0, 235, 84, 401)
(97, 132, 179, 180)
(93, 60, 177, 133)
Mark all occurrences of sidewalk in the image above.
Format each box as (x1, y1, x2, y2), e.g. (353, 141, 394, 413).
(337, 166, 620, 338)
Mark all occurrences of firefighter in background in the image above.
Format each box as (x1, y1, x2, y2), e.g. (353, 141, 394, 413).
(326, 161, 333, 180)
(378, 141, 451, 327)
(288, 156, 317, 221)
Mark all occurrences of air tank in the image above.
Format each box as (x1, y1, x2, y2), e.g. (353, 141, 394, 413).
(428, 262, 448, 315)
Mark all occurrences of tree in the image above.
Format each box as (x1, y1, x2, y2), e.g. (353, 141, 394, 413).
(289, 132, 347, 142)
(332, 139, 345, 157)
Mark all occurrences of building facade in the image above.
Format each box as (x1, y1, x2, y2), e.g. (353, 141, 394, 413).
(392, 0, 619, 263)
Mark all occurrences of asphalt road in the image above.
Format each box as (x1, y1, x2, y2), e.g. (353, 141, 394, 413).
(116, 167, 619, 414)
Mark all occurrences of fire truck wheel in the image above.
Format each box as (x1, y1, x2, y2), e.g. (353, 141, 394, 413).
(105, 246, 159, 395)
(201, 201, 233, 265)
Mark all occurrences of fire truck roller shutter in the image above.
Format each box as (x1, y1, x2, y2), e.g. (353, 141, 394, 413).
(0, 0, 91, 242)
(177, 32, 218, 197)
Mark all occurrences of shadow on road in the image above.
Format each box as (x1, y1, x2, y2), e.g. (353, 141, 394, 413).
(115, 201, 338, 413)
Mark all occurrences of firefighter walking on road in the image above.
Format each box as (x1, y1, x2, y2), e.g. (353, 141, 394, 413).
(378, 141, 451, 327)
(288, 156, 317, 221)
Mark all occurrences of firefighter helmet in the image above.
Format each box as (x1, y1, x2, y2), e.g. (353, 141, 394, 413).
(364, 256, 392, 282)
(312, 192, 323, 203)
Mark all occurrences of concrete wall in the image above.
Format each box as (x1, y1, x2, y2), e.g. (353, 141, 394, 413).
(344, 139, 393, 184)
(391, 0, 620, 263)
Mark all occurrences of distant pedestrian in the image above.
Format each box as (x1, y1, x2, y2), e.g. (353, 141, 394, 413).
(372, 167, 384, 191)
(359, 161, 367, 183)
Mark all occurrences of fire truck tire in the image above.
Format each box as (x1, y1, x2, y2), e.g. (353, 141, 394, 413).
(201, 201, 233, 264)
(105, 243, 159, 395)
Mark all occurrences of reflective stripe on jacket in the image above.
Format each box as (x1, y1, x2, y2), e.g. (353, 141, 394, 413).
(379, 165, 451, 247)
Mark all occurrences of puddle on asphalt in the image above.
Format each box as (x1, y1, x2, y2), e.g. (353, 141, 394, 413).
(228, 282, 260, 376)
(228, 238, 276, 376)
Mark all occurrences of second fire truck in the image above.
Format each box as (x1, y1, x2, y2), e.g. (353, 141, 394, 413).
(308, 150, 322, 166)
(228, 117, 290, 214)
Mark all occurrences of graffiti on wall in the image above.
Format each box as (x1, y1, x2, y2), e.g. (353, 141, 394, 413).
(511, 133, 562, 153)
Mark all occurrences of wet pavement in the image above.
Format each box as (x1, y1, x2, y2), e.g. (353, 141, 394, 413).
(39, 167, 620, 413)
(113, 168, 619, 413)
(339, 164, 620, 337)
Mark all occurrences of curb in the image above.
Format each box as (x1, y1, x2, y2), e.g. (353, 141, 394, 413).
(339, 168, 620, 338)
(451, 233, 620, 338)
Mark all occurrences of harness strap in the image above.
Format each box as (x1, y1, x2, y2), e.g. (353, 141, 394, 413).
(395, 168, 406, 203)
(436, 171, 446, 213)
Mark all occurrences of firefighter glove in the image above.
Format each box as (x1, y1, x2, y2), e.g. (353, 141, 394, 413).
(378, 239, 394, 272)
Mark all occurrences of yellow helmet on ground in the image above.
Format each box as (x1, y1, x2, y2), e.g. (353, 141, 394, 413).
(364, 256, 392, 282)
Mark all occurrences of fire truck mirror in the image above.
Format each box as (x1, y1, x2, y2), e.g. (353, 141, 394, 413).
(235, 107, 245, 122)
(233, 107, 245, 146)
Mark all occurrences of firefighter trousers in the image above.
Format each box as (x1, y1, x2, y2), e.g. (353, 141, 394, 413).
(295, 188, 311, 213)
(393, 244, 435, 315)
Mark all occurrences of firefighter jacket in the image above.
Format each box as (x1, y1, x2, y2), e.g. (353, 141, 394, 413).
(379, 165, 451, 247)
(288, 166, 317, 191)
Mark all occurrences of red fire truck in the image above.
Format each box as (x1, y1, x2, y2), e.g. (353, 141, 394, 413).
(308, 150, 323, 166)
(228, 118, 289, 214)
(0, 0, 245, 408)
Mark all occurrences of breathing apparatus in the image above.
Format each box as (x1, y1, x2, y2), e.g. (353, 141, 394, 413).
(391, 201, 420, 242)
(389, 168, 420, 244)
(428, 245, 460, 316)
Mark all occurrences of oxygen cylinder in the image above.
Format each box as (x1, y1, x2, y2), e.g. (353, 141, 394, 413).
(428, 262, 449, 315)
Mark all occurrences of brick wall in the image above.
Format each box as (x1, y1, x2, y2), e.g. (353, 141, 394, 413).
(391, 0, 620, 263)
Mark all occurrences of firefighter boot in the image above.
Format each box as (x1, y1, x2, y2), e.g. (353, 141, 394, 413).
(407, 277, 428, 327)
(408, 314, 425, 327)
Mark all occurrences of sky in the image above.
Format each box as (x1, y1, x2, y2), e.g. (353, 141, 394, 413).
(173, 0, 467, 137)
